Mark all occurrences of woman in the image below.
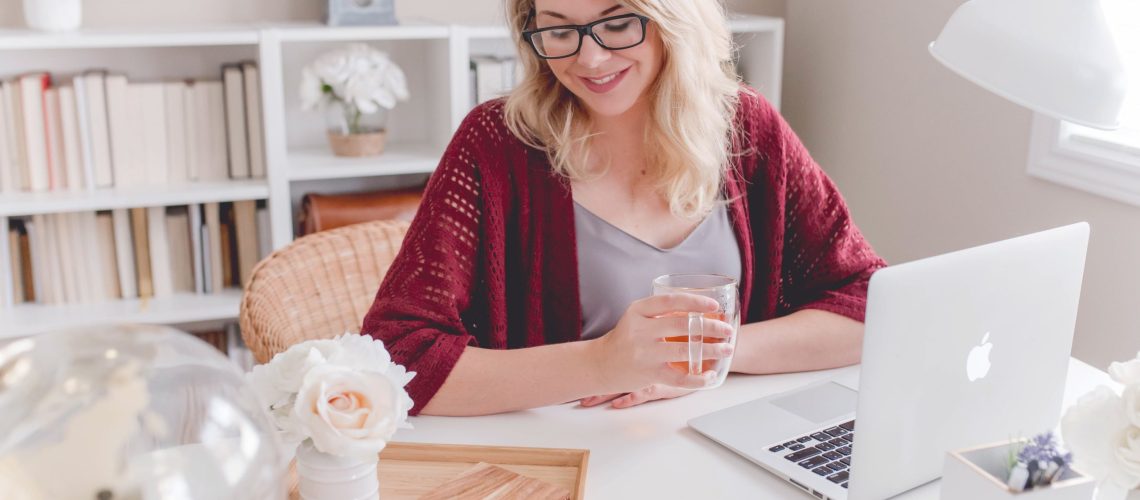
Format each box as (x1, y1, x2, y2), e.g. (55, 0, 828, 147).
(361, 0, 886, 416)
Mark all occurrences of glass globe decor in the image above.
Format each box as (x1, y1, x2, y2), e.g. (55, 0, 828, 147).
(0, 324, 288, 500)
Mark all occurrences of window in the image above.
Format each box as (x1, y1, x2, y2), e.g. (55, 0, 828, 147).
(1027, 0, 1140, 206)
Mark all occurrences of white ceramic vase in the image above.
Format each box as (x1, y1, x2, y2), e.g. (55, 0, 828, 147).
(23, 0, 81, 31)
(295, 440, 380, 500)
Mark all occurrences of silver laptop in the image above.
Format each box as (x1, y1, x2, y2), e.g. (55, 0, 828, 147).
(688, 223, 1089, 500)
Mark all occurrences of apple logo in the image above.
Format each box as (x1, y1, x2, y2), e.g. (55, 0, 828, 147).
(966, 332, 993, 382)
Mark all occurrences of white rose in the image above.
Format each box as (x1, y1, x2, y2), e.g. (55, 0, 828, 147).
(1119, 427, 1140, 483)
(1124, 385, 1140, 429)
(247, 340, 340, 444)
(1110, 353, 1140, 385)
(293, 364, 410, 460)
(1062, 386, 1140, 489)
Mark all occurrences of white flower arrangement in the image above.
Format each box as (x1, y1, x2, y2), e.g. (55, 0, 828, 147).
(1061, 351, 1140, 489)
(300, 43, 410, 134)
(247, 334, 415, 461)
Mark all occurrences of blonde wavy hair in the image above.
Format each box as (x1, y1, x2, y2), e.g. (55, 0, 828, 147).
(503, 0, 742, 218)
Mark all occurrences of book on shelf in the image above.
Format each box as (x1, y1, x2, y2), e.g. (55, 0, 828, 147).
(164, 82, 189, 185)
(57, 85, 85, 192)
(130, 206, 154, 299)
(234, 199, 258, 287)
(18, 72, 52, 192)
(4, 201, 267, 308)
(112, 207, 138, 299)
(166, 207, 195, 294)
(188, 202, 205, 294)
(242, 61, 266, 179)
(470, 55, 522, 106)
(219, 202, 235, 288)
(95, 212, 120, 300)
(79, 70, 114, 188)
(138, 83, 169, 187)
(0, 82, 13, 194)
(7, 220, 33, 303)
(204, 202, 223, 293)
(147, 205, 173, 298)
(222, 64, 250, 180)
(43, 87, 65, 191)
(1, 81, 29, 192)
(0, 61, 267, 197)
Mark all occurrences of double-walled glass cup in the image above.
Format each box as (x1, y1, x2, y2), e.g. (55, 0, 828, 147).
(652, 274, 740, 389)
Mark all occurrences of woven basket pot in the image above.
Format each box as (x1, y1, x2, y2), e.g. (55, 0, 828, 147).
(327, 130, 387, 157)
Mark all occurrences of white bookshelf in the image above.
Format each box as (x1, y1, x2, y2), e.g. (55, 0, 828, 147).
(0, 289, 243, 339)
(0, 180, 268, 217)
(288, 143, 440, 181)
(0, 16, 783, 338)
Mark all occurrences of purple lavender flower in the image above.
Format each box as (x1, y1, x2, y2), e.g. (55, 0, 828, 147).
(1014, 431, 1073, 488)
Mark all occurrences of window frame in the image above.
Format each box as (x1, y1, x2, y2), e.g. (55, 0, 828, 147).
(1026, 113, 1140, 207)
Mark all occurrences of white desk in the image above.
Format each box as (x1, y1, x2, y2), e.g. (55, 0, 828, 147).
(398, 358, 1130, 499)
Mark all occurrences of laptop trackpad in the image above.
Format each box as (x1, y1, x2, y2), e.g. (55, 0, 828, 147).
(770, 382, 858, 424)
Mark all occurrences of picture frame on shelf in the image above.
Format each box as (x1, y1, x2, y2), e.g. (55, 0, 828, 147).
(325, 0, 397, 27)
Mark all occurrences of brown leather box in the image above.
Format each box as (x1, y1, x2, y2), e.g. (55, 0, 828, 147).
(298, 186, 424, 236)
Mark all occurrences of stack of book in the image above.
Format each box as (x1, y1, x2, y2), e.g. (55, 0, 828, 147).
(6, 200, 270, 305)
(470, 55, 523, 106)
(0, 61, 266, 194)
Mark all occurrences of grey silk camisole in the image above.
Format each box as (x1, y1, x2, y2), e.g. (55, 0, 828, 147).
(574, 202, 742, 340)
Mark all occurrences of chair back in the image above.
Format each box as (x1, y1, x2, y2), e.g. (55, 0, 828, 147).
(239, 220, 410, 364)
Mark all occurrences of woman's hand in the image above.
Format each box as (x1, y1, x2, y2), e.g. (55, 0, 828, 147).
(590, 293, 735, 394)
(580, 384, 696, 409)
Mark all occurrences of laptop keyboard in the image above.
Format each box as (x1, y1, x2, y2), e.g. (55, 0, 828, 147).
(767, 420, 854, 489)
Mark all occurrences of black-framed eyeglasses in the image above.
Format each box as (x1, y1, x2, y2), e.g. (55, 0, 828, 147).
(521, 12, 651, 60)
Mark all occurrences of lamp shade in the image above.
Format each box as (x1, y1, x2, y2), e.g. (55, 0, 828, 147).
(929, 0, 1129, 130)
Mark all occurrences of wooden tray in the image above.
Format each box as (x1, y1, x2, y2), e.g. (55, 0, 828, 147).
(287, 442, 589, 500)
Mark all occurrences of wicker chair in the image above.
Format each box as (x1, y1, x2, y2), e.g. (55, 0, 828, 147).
(239, 220, 410, 364)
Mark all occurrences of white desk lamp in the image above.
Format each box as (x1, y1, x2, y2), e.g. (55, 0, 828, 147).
(929, 0, 1129, 130)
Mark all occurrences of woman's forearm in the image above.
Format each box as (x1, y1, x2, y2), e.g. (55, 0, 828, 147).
(420, 338, 611, 416)
(731, 309, 864, 374)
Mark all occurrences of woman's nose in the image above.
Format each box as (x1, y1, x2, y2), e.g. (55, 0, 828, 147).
(576, 34, 612, 69)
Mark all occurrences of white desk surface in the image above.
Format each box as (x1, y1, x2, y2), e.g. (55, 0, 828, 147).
(398, 358, 1131, 499)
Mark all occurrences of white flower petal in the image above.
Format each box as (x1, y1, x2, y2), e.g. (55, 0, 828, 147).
(1109, 354, 1140, 385)
(1062, 386, 1139, 488)
(1124, 385, 1140, 429)
(301, 44, 409, 112)
(293, 363, 405, 460)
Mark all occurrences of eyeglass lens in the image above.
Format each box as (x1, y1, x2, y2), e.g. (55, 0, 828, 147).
(530, 16, 644, 58)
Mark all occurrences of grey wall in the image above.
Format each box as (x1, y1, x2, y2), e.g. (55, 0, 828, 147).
(780, 0, 1140, 369)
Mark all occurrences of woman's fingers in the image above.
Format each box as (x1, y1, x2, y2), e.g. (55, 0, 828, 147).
(630, 293, 719, 318)
(579, 393, 623, 407)
(658, 339, 735, 363)
(654, 317, 735, 341)
(611, 384, 693, 408)
(663, 369, 719, 390)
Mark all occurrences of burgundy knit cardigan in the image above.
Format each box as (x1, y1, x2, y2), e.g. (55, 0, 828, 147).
(361, 89, 887, 414)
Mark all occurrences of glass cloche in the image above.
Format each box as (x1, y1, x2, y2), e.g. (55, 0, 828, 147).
(0, 324, 287, 499)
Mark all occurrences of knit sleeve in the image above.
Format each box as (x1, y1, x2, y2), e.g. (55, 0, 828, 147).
(360, 105, 492, 415)
(750, 93, 887, 322)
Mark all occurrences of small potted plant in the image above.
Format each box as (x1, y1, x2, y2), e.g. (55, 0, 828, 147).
(1061, 351, 1140, 499)
(300, 43, 409, 157)
(941, 431, 1095, 499)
